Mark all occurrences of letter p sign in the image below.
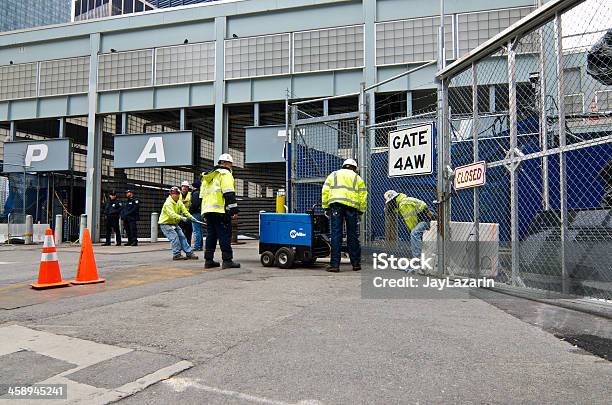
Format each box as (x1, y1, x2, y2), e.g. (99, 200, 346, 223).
(25, 144, 49, 167)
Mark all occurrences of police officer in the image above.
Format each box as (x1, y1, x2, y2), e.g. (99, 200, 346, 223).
(102, 191, 122, 246)
(179, 180, 193, 246)
(122, 189, 140, 246)
(201, 153, 240, 269)
(158, 186, 199, 261)
(322, 159, 367, 273)
(384, 190, 433, 258)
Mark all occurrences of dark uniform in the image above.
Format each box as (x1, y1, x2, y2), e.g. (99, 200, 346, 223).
(103, 196, 122, 246)
(122, 192, 140, 246)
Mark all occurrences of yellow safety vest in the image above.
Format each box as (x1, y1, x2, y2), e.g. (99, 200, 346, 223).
(321, 168, 368, 213)
(201, 168, 236, 214)
(180, 191, 191, 210)
(158, 196, 192, 225)
(396, 193, 427, 231)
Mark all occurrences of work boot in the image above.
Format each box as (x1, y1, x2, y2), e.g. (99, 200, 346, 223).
(172, 255, 187, 261)
(116, 243, 122, 246)
(186, 253, 199, 260)
(222, 260, 241, 269)
(204, 260, 220, 269)
(131, 242, 138, 247)
(352, 265, 362, 271)
(125, 241, 133, 246)
(326, 266, 340, 273)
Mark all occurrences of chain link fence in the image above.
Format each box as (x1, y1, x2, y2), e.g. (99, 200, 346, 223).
(289, 0, 611, 301)
(439, 0, 612, 300)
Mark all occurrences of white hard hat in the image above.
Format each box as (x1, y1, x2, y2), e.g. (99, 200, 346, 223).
(384, 189, 399, 204)
(218, 153, 234, 163)
(342, 158, 358, 168)
(181, 181, 190, 187)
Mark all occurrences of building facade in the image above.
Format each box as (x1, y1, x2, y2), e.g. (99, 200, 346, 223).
(0, 0, 72, 33)
(0, 0, 545, 241)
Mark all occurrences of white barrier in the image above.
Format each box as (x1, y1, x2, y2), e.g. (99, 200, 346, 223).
(0, 224, 51, 244)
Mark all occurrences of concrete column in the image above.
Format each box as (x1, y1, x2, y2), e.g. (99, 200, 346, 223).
(151, 213, 159, 242)
(214, 16, 227, 158)
(79, 214, 87, 245)
(253, 103, 260, 126)
(25, 215, 33, 245)
(180, 108, 186, 130)
(9, 121, 16, 141)
(406, 91, 413, 116)
(55, 214, 63, 245)
(488, 85, 496, 113)
(85, 33, 102, 242)
(58, 117, 66, 138)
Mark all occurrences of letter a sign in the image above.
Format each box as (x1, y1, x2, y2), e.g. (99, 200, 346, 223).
(136, 137, 166, 164)
(114, 131, 193, 169)
(388, 123, 434, 177)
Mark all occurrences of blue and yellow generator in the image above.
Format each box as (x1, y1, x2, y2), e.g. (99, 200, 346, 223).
(259, 209, 331, 268)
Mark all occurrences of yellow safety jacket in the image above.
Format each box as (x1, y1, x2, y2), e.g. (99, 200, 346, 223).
(201, 167, 237, 215)
(158, 196, 193, 225)
(321, 168, 367, 213)
(396, 193, 427, 231)
(180, 191, 191, 210)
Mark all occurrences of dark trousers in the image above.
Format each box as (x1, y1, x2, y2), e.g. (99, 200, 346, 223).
(105, 215, 121, 245)
(179, 221, 192, 247)
(204, 213, 233, 262)
(329, 204, 361, 268)
(125, 219, 138, 244)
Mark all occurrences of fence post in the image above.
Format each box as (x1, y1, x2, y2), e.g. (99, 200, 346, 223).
(55, 214, 63, 245)
(358, 82, 368, 244)
(25, 215, 33, 245)
(79, 214, 87, 244)
(555, 12, 568, 294)
(289, 105, 298, 212)
(151, 212, 158, 243)
(508, 38, 520, 287)
(472, 62, 480, 278)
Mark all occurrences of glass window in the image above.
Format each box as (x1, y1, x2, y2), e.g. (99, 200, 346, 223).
(96, 0, 102, 7)
(112, 0, 122, 15)
(124, 0, 134, 14)
(89, 0, 95, 11)
(75, 0, 82, 16)
(135, 0, 144, 12)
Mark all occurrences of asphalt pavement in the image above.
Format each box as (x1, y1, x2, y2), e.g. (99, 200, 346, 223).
(0, 241, 610, 404)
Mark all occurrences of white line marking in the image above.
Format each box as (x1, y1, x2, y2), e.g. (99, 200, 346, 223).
(164, 377, 292, 405)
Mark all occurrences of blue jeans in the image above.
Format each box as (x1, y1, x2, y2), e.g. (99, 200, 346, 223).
(330, 204, 361, 268)
(410, 221, 430, 258)
(192, 213, 203, 250)
(160, 224, 193, 257)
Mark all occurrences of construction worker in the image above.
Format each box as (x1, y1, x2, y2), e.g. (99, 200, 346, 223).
(179, 180, 193, 246)
(121, 189, 140, 247)
(201, 153, 240, 269)
(158, 186, 199, 261)
(322, 158, 367, 273)
(189, 181, 204, 251)
(384, 190, 433, 258)
(102, 191, 122, 246)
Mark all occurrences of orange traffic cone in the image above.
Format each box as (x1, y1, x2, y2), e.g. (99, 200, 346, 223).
(71, 228, 105, 285)
(31, 228, 71, 290)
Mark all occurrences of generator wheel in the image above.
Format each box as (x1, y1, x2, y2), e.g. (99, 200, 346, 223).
(275, 247, 295, 269)
(260, 251, 275, 267)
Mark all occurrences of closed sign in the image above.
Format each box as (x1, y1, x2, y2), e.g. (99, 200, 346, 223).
(454, 161, 486, 190)
(388, 123, 434, 177)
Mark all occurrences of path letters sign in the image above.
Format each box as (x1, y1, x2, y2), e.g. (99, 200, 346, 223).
(3, 139, 71, 173)
(388, 123, 434, 177)
(114, 131, 193, 168)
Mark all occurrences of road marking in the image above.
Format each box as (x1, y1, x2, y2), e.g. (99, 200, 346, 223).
(164, 377, 296, 405)
(0, 262, 17, 265)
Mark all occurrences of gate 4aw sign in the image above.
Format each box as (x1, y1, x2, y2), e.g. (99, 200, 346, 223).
(453, 161, 486, 190)
(388, 123, 434, 177)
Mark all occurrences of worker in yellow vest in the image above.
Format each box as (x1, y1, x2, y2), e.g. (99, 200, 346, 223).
(201, 153, 240, 269)
(322, 158, 367, 273)
(384, 190, 433, 258)
(158, 186, 198, 261)
(179, 180, 193, 246)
